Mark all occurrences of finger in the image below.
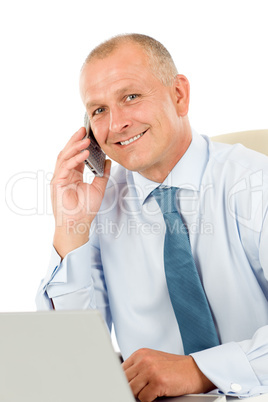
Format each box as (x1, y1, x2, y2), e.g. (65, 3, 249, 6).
(56, 128, 88, 166)
(90, 159, 111, 196)
(122, 351, 137, 371)
(124, 364, 139, 383)
(137, 382, 160, 402)
(129, 374, 149, 400)
(133, 367, 166, 402)
(122, 354, 152, 399)
(104, 158, 112, 176)
(122, 348, 159, 372)
(59, 137, 90, 166)
(66, 127, 87, 147)
(57, 149, 89, 182)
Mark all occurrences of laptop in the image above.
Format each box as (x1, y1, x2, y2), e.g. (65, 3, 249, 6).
(0, 310, 135, 402)
(0, 310, 226, 402)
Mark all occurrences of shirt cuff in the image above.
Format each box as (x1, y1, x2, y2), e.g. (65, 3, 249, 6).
(42, 241, 92, 298)
(191, 342, 261, 397)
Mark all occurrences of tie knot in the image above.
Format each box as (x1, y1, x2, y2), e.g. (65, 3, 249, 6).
(151, 187, 179, 214)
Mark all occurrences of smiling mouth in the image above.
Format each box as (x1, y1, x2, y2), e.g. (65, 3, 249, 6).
(119, 130, 147, 146)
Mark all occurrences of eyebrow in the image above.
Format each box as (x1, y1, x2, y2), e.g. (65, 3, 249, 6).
(86, 101, 102, 110)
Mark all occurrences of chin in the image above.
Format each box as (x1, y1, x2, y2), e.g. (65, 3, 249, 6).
(120, 162, 145, 172)
(112, 154, 148, 173)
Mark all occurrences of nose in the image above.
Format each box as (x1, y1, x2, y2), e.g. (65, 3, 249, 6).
(109, 106, 132, 133)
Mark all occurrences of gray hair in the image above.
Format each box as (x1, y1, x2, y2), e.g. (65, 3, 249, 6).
(83, 33, 178, 86)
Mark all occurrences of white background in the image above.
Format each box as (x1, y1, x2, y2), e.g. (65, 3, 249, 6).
(1, 0, 268, 312)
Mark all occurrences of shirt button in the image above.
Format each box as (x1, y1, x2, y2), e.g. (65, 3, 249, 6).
(230, 383, 242, 392)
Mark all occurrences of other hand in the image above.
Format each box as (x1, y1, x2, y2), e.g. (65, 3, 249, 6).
(122, 348, 215, 402)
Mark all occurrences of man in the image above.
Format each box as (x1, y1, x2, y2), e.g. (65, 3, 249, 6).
(36, 34, 268, 401)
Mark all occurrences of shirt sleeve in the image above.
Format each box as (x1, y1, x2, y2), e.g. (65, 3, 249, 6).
(191, 205, 268, 398)
(35, 240, 112, 331)
(191, 325, 268, 397)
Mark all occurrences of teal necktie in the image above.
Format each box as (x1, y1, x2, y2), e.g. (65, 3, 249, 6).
(152, 186, 219, 354)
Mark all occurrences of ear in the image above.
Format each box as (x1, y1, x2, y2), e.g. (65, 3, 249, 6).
(172, 74, 190, 117)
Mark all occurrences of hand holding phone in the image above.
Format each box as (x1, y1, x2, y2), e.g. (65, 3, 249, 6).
(51, 124, 111, 259)
(84, 113, 106, 176)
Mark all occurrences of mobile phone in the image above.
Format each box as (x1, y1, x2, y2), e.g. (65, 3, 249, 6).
(83, 113, 106, 176)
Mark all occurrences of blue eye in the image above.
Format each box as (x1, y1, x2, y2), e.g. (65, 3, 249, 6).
(93, 107, 105, 116)
(126, 94, 138, 101)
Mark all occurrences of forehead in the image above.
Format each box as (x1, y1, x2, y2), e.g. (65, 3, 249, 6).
(80, 44, 158, 104)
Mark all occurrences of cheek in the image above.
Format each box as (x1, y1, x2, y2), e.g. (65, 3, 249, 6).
(129, 99, 157, 122)
(92, 121, 109, 147)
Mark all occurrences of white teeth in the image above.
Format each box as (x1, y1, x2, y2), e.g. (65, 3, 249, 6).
(120, 131, 145, 146)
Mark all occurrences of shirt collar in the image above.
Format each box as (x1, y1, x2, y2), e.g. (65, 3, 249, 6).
(131, 129, 209, 205)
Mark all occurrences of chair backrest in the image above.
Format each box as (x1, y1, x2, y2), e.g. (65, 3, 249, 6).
(211, 129, 268, 156)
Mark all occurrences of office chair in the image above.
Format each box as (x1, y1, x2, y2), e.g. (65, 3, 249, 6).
(211, 129, 268, 156)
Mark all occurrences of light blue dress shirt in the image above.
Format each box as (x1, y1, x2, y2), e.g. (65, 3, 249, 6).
(36, 130, 268, 398)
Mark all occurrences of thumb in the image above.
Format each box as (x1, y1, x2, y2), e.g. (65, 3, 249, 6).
(91, 159, 112, 198)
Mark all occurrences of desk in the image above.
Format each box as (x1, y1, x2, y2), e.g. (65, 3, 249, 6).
(226, 395, 268, 401)
(154, 394, 268, 401)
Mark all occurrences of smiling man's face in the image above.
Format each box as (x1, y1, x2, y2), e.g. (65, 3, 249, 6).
(80, 42, 191, 182)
